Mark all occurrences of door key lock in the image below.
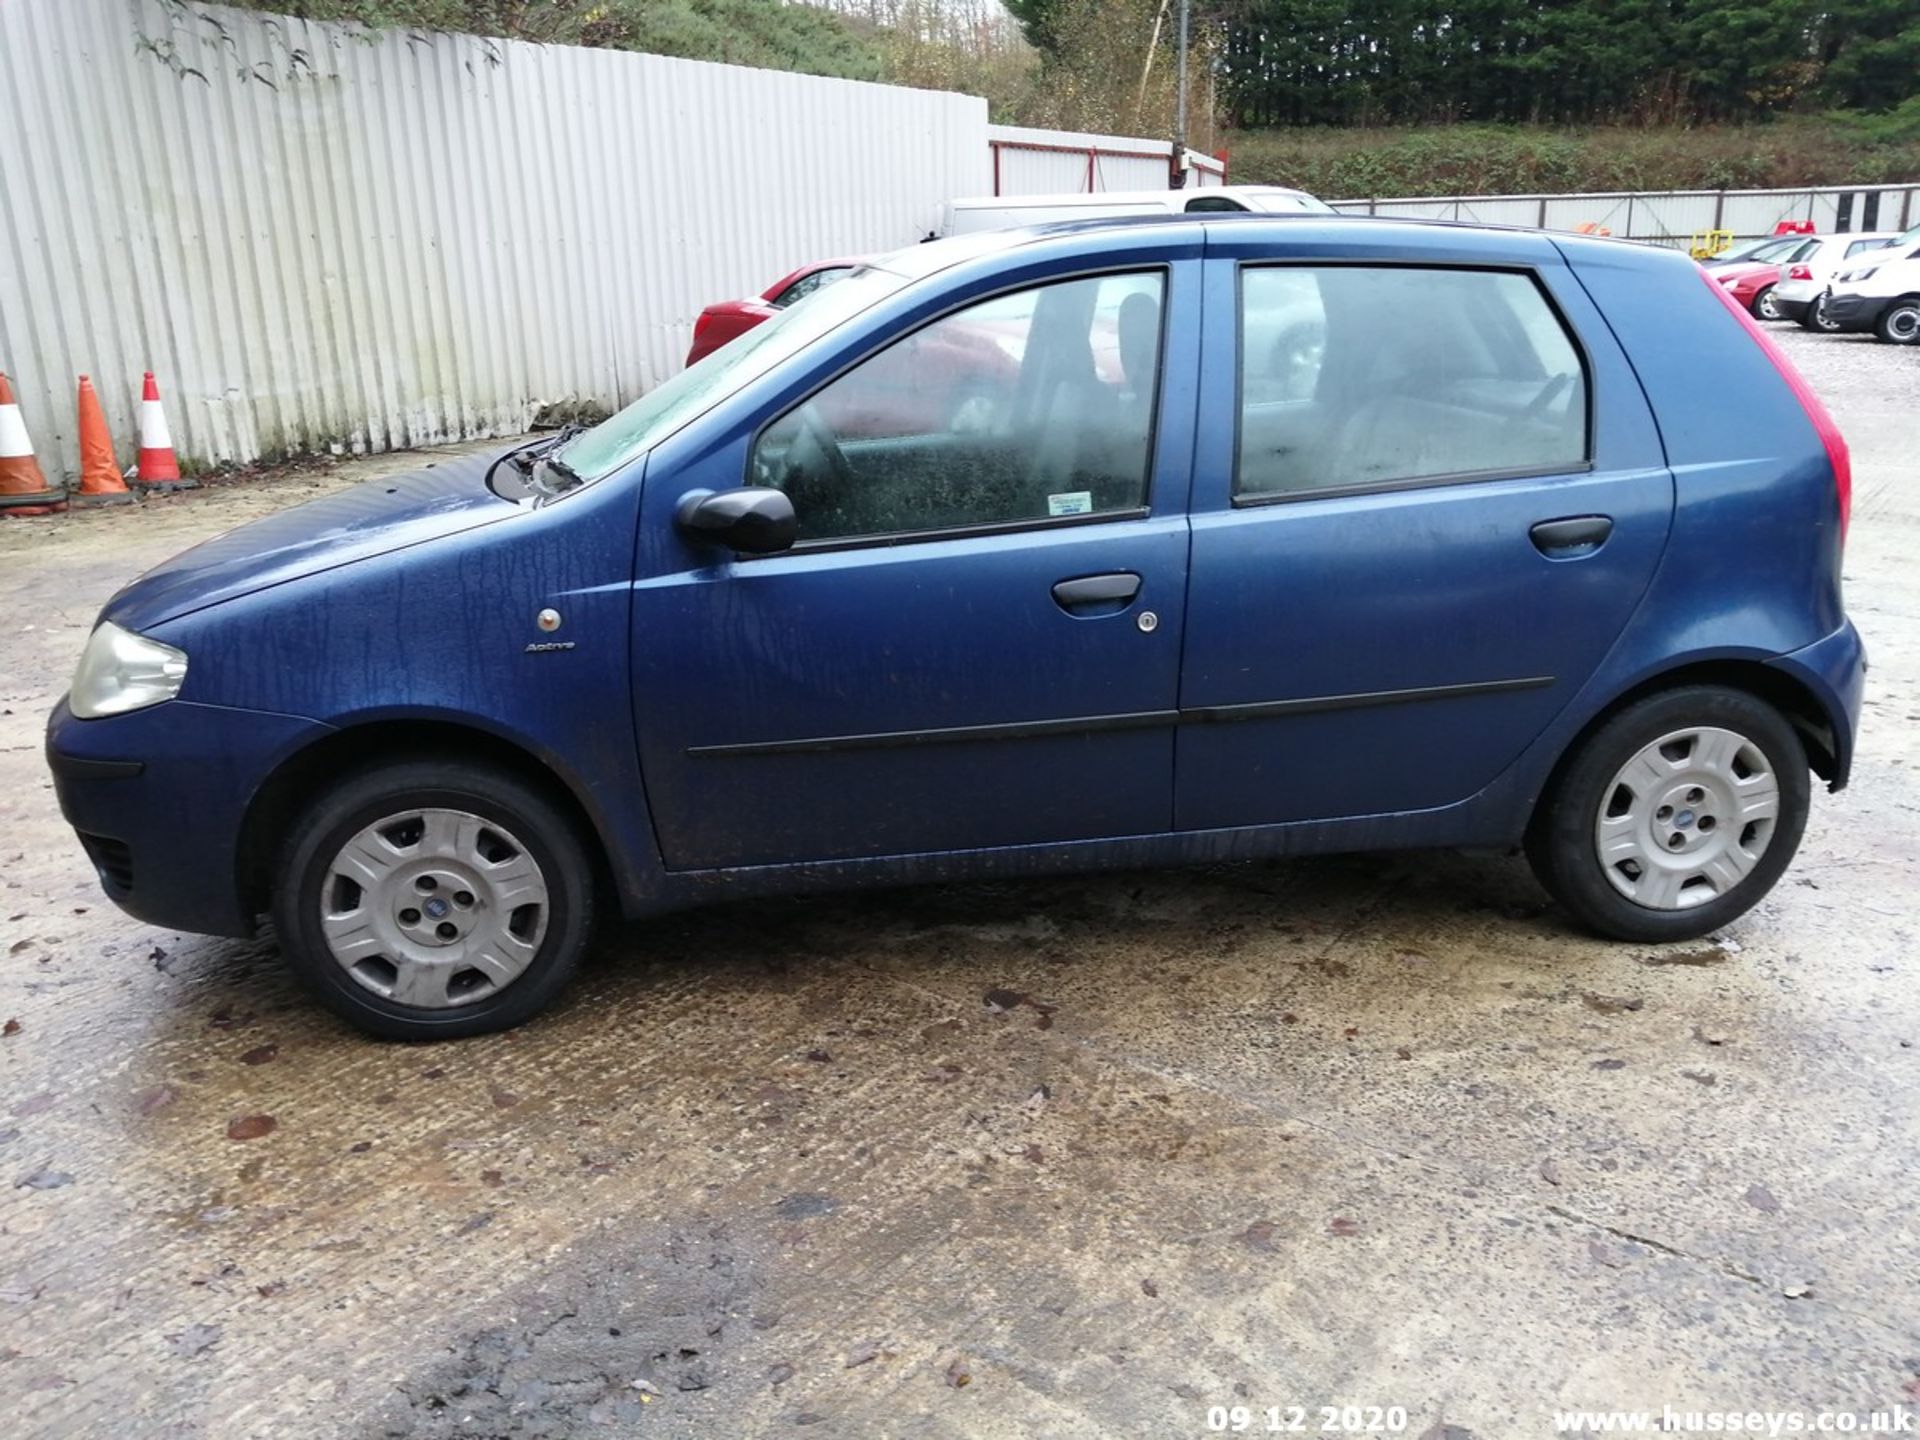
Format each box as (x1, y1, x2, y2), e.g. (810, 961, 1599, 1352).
(1136, 610, 1159, 633)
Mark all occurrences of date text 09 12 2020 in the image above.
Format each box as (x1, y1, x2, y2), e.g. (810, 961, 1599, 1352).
(1207, 1405, 1411, 1434)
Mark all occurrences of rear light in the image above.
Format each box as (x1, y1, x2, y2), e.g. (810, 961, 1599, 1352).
(1700, 269, 1850, 536)
(691, 310, 715, 344)
(1787, 264, 1812, 281)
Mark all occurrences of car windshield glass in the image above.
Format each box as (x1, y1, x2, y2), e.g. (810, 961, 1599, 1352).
(559, 265, 909, 482)
(1718, 236, 1791, 263)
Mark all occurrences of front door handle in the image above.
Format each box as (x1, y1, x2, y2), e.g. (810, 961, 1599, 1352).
(1530, 515, 1614, 558)
(1052, 572, 1142, 612)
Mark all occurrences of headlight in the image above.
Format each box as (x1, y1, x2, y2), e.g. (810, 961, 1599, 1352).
(1717, 272, 1741, 285)
(69, 621, 188, 719)
(1839, 266, 1876, 284)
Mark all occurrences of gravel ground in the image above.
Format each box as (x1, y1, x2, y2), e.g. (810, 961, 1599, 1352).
(0, 328, 1915, 1439)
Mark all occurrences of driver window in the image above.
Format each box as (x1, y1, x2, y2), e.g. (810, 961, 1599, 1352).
(751, 271, 1164, 543)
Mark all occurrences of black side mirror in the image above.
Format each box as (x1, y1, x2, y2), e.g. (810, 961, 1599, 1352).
(674, 487, 798, 555)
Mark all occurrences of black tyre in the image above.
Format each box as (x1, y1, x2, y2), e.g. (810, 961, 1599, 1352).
(1874, 297, 1920, 345)
(1751, 285, 1781, 321)
(272, 760, 595, 1040)
(1526, 686, 1810, 943)
(1799, 294, 1841, 334)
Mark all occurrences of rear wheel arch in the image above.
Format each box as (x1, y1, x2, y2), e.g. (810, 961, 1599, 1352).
(238, 720, 616, 921)
(1529, 659, 1837, 833)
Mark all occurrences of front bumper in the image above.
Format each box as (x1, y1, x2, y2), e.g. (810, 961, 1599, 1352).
(1766, 619, 1867, 791)
(1821, 292, 1888, 333)
(47, 698, 332, 936)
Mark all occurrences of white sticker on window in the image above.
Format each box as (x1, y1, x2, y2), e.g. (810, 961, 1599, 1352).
(1047, 490, 1094, 517)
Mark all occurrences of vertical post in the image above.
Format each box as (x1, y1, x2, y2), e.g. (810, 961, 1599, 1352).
(1538, 196, 1548, 228)
(991, 142, 1001, 197)
(1712, 190, 1724, 231)
(1172, 0, 1190, 189)
(1625, 195, 1635, 241)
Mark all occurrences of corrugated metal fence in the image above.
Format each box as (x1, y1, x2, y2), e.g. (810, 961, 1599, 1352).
(1330, 185, 1920, 247)
(0, 0, 989, 478)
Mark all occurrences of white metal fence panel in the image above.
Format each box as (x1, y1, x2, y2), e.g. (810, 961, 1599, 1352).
(1437, 196, 1540, 227)
(1331, 184, 1920, 250)
(0, 0, 989, 477)
(1538, 195, 1635, 233)
(1629, 191, 1715, 244)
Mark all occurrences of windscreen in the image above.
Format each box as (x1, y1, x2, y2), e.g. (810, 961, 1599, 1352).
(560, 266, 909, 482)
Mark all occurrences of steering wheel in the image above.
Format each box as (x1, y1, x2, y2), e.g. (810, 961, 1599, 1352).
(788, 402, 854, 494)
(1524, 371, 1574, 420)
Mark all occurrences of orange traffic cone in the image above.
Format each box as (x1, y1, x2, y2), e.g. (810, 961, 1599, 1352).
(74, 376, 133, 506)
(134, 371, 194, 492)
(0, 373, 65, 517)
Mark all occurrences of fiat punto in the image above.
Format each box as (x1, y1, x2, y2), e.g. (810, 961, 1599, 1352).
(47, 217, 1864, 1039)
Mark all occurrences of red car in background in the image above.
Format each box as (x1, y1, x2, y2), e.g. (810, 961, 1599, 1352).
(685, 258, 864, 365)
(1711, 260, 1787, 320)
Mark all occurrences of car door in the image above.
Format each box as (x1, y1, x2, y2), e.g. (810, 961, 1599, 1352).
(632, 255, 1202, 870)
(1175, 229, 1674, 831)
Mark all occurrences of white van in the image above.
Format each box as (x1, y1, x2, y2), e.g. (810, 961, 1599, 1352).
(941, 184, 1334, 236)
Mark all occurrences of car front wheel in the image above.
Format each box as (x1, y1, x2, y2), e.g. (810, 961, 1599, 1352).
(1751, 285, 1781, 321)
(272, 760, 595, 1040)
(1875, 298, 1920, 345)
(1526, 687, 1809, 943)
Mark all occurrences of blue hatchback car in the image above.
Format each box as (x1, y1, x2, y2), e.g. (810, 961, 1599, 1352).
(47, 218, 1864, 1040)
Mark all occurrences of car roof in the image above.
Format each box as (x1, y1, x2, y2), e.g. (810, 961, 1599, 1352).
(869, 211, 1685, 285)
(948, 184, 1319, 210)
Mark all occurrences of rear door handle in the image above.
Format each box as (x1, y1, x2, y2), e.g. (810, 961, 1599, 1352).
(1530, 515, 1614, 558)
(1052, 572, 1142, 612)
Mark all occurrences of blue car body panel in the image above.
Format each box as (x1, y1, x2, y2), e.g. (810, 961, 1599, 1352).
(43, 216, 1865, 939)
(107, 453, 522, 631)
(1177, 227, 1675, 830)
(629, 237, 1206, 868)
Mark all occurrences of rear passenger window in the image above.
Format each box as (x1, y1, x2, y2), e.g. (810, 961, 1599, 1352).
(1236, 267, 1588, 499)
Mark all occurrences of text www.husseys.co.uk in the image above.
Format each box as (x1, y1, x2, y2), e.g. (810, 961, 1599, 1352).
(1554, 1407, 1915, 1435)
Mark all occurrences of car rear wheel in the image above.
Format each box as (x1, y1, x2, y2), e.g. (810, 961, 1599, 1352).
(1751, 285, 1782, 321)
(1526, 686, 1809, 943)
(1875, 299, 1920, 345)
(272, 760, 594, 1040)
(1800, 295, 1842, 333)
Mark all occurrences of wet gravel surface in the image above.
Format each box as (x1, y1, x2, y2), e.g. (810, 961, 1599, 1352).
(1, 330, 1917, 1438)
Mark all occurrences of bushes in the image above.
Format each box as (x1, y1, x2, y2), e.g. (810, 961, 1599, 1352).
(1228, 119, 1920, 198)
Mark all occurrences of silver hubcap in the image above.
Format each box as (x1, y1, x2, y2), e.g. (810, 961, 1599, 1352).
(319, 808, 549, 1008)
(1890, 307, 1920, 342)
(1757, 289, 1779, 319)
(1594, 727, 1779, 911)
